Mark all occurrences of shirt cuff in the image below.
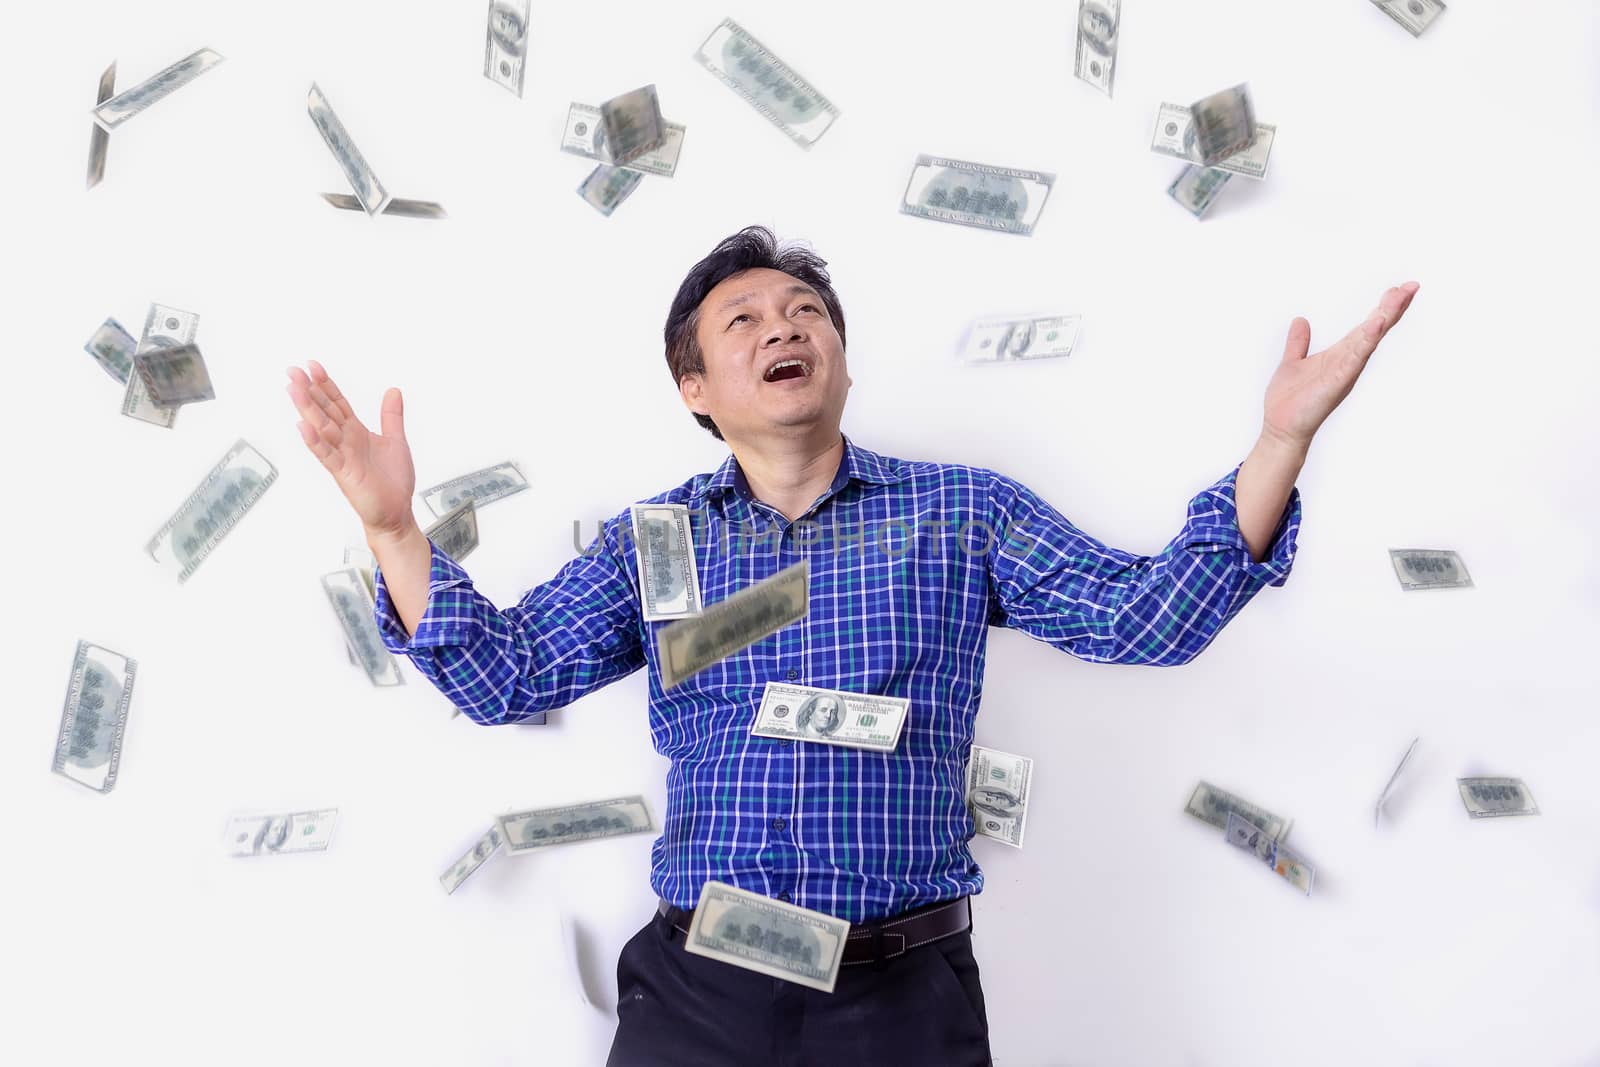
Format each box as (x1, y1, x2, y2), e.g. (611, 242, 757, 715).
(372, 540, 477, 654)
(1184, 464, 1302, 588)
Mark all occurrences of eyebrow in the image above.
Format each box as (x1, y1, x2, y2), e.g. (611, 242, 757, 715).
(715, 283, 820, 317)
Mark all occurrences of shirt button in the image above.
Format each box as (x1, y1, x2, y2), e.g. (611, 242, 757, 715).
(777, 891, 791, 903)
(771, 817, 787, 831)
(785, 669, 798, 681)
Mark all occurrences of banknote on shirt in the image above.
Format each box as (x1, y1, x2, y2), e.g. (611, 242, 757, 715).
(1073, 0, 1121, 97)
(1188, 84, 1256, 165)
(1457, 777, 1539, 818)
(577, 163, 644, 216)
(122, 303, 198, 428)
(1185, 781, 1289, 840)
(598, 85, 666, 167)
(225, 809, 339, 857)
(323, 566, 404, 686)
(52, 640, 137, 794)
(91, 48, 224, 130)
(1371, 0, 1445, 37)
(959, 314, 1080, 365)
(751, 682, 909, 753)
(966, 745, 1032, 847)
(683, 880, 850, 993)
(1225, 813, 1314, 895)
(1388, 549, 1472, 590)
(496, 795, 654, 856)
(319, 192, 447, 219)
(693, 18, 839, 149)
(562, 103, 686, 177)
(1150, 104, 1276, 180)
(133, 342, 214, 407)
(900, 155, 1055, 236)
(420, 460, 528, 517)
(87, 62, 116, 189)
(84, 317, 135, 384)
(657, 562, 809, 689)
(483, 0, 532, 97)
(147, 439, 277, 583)
(1375, 735, 1420, 826)
(440, 824, 505, 894)
(631, 504, 705, 621)
(1167, 164, 1232, 219)
(306, 82, 391, 216)
(424, 499, 479, 563)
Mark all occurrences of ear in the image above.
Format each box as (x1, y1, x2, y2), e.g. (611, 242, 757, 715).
(679, 372, 707, 416)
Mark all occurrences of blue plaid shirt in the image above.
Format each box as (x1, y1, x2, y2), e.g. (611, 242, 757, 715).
(374, 434, 1301, 922)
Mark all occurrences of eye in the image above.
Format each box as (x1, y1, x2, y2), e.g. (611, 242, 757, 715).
(796, 303, 819, 314)
(729, 313, 751, 326)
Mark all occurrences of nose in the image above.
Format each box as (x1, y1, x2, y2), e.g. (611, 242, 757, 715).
(762, 316, 804, 347)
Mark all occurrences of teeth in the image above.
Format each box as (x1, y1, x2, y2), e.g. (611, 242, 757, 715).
(765, 358, 809, 381)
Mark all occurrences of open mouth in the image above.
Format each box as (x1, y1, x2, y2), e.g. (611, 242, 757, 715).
(763, 357, 812, 383)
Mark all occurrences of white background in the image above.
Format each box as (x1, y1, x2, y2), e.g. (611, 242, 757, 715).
(5, 1, 1599, 1064)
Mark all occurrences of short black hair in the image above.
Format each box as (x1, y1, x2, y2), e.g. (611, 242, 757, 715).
(663, 225, 846, 441)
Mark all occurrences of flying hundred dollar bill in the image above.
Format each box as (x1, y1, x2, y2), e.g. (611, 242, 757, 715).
(959, 314, 1080, 364)
(225, 809, 339, 857)
(967, 745, 1033, 847)
(598, 85, 667, 168)
(319, 193, 446, 219)
(424, 499, 479, 564)
(440, 824, 506, 894)
(1185, 781, 1289, 841)
(322, 566, 404, 687)
(577, 163, 643, 216)
(900, 155, 1055, 236)
(483, 0, 532, 96)
(693, 18, 839, 148)
(1073, 0, 1121, 97)
(52, 640, 137, 794)
(91, 48, 224, 130)
(1150, 103, 1275, 180)
(122, 303, 198, 428)
(306, 82, 391, 216)
(1457, 777, 1539, 818)
(133, 343, 215, 408)
(147, 439, 277, 583)
(631, 503, 705, 621)
(657, 561, 809, 689)
(497, 795, 654, 856)
(1167, 164, 1232, 219)
(683, 880, 851, 993)
(1225, 812, 1314, 895)
(750, 682, 910, 753)
(84, 317, 135, 385)
(1388, 549, 1472, 590)
(87, 62, 116, 188)
(420, 460, 528, 517)
(1370, 0, 1445, 37)
(562, 102, 686, 177)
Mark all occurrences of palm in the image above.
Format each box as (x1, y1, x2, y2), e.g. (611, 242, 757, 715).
(1262, 283, 1419, 448)
(286, 361, 415, 535)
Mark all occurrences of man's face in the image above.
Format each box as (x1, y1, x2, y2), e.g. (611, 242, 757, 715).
(680, 267, 851, 442)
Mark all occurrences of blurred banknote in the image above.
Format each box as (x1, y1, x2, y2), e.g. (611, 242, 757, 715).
(497, 795, 653, 855)
(306, 82, 390, 216)
(751, 682, 909, 753)
(1375, 735, 1420, 826)
(91, 47, 224, 130)
(225, 809, 339, 857)
(563, 102, 686, 177)
(52, 640, 137, 794)
(1389, 549, 1472, 590)
(1185, 781, 1288, 840)
(133, 342, 214, 407)
(900, 155, 1055, 236)
(1151, 104, 1275, 179)
(123, 303, 198, 428)
(1371, 0, 1445, 36)
(1457, 777, 1539, 818)
(598, 84, 666, 167)
(420, 460, 527, 517)
(84, 317, 135, 384)
(440, 824, 505, 894)
(322, 566, 403, 687)
(87, 62, 116, 188)
(424, 499, 479, 563)
(959, 314, 1080, 364)
(967, 745, 1033, 847)
(657, 561, 808, 689)
(577, 164, 643, 216)
(1225, 812, 1314, 895)
(320, 192, 446, 219)
(631, 503, 705, 621)
(342, 545, 376, 667)
(683, 880, 850, 993)
(1073, 0, 1121, 97)
(147, 438, 277, 583)
(483, 0, 532, 97)
(1167, 164, 1232, 219)
(693, 18, 839, 148)
(1188, 84, 1256, 165)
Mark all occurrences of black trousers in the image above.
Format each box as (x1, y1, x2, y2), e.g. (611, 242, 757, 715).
(605, 907, 993, 1067)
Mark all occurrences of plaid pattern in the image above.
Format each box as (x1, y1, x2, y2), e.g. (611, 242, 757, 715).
(374, 434, 1301, 921)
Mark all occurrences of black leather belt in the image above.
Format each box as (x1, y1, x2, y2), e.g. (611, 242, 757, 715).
(657, 894, 972, 966)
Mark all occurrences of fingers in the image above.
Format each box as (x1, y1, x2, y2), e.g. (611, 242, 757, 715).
(1280, 317, 1311, 365)
(286, 367, 345, 449)
(295, 419, 344, 474)
(1338, 281, 1421, 363)
(307, 359, 360, 425)
(379, 387, 406, 442)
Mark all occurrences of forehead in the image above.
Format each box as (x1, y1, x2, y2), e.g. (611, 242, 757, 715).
(701, 268, 815, 313)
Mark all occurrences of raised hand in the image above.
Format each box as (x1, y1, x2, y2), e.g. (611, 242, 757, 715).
(1262, 281, 1420, 450)
(286, 360, 417, 539)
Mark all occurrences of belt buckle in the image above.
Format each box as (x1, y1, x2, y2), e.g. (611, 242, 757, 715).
(871, 927, 907, 964)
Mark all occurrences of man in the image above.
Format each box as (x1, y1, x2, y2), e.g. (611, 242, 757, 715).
(285, 226, 1418, 1065)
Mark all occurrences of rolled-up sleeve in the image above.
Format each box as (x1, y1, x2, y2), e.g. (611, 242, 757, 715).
(986, 464, 1301, 665)
(373, 512, 645, 723)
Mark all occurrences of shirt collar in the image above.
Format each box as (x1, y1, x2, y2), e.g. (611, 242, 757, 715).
(702, 432, 907, 505)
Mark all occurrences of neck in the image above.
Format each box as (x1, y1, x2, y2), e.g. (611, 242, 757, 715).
(727, 428, 845, 522)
